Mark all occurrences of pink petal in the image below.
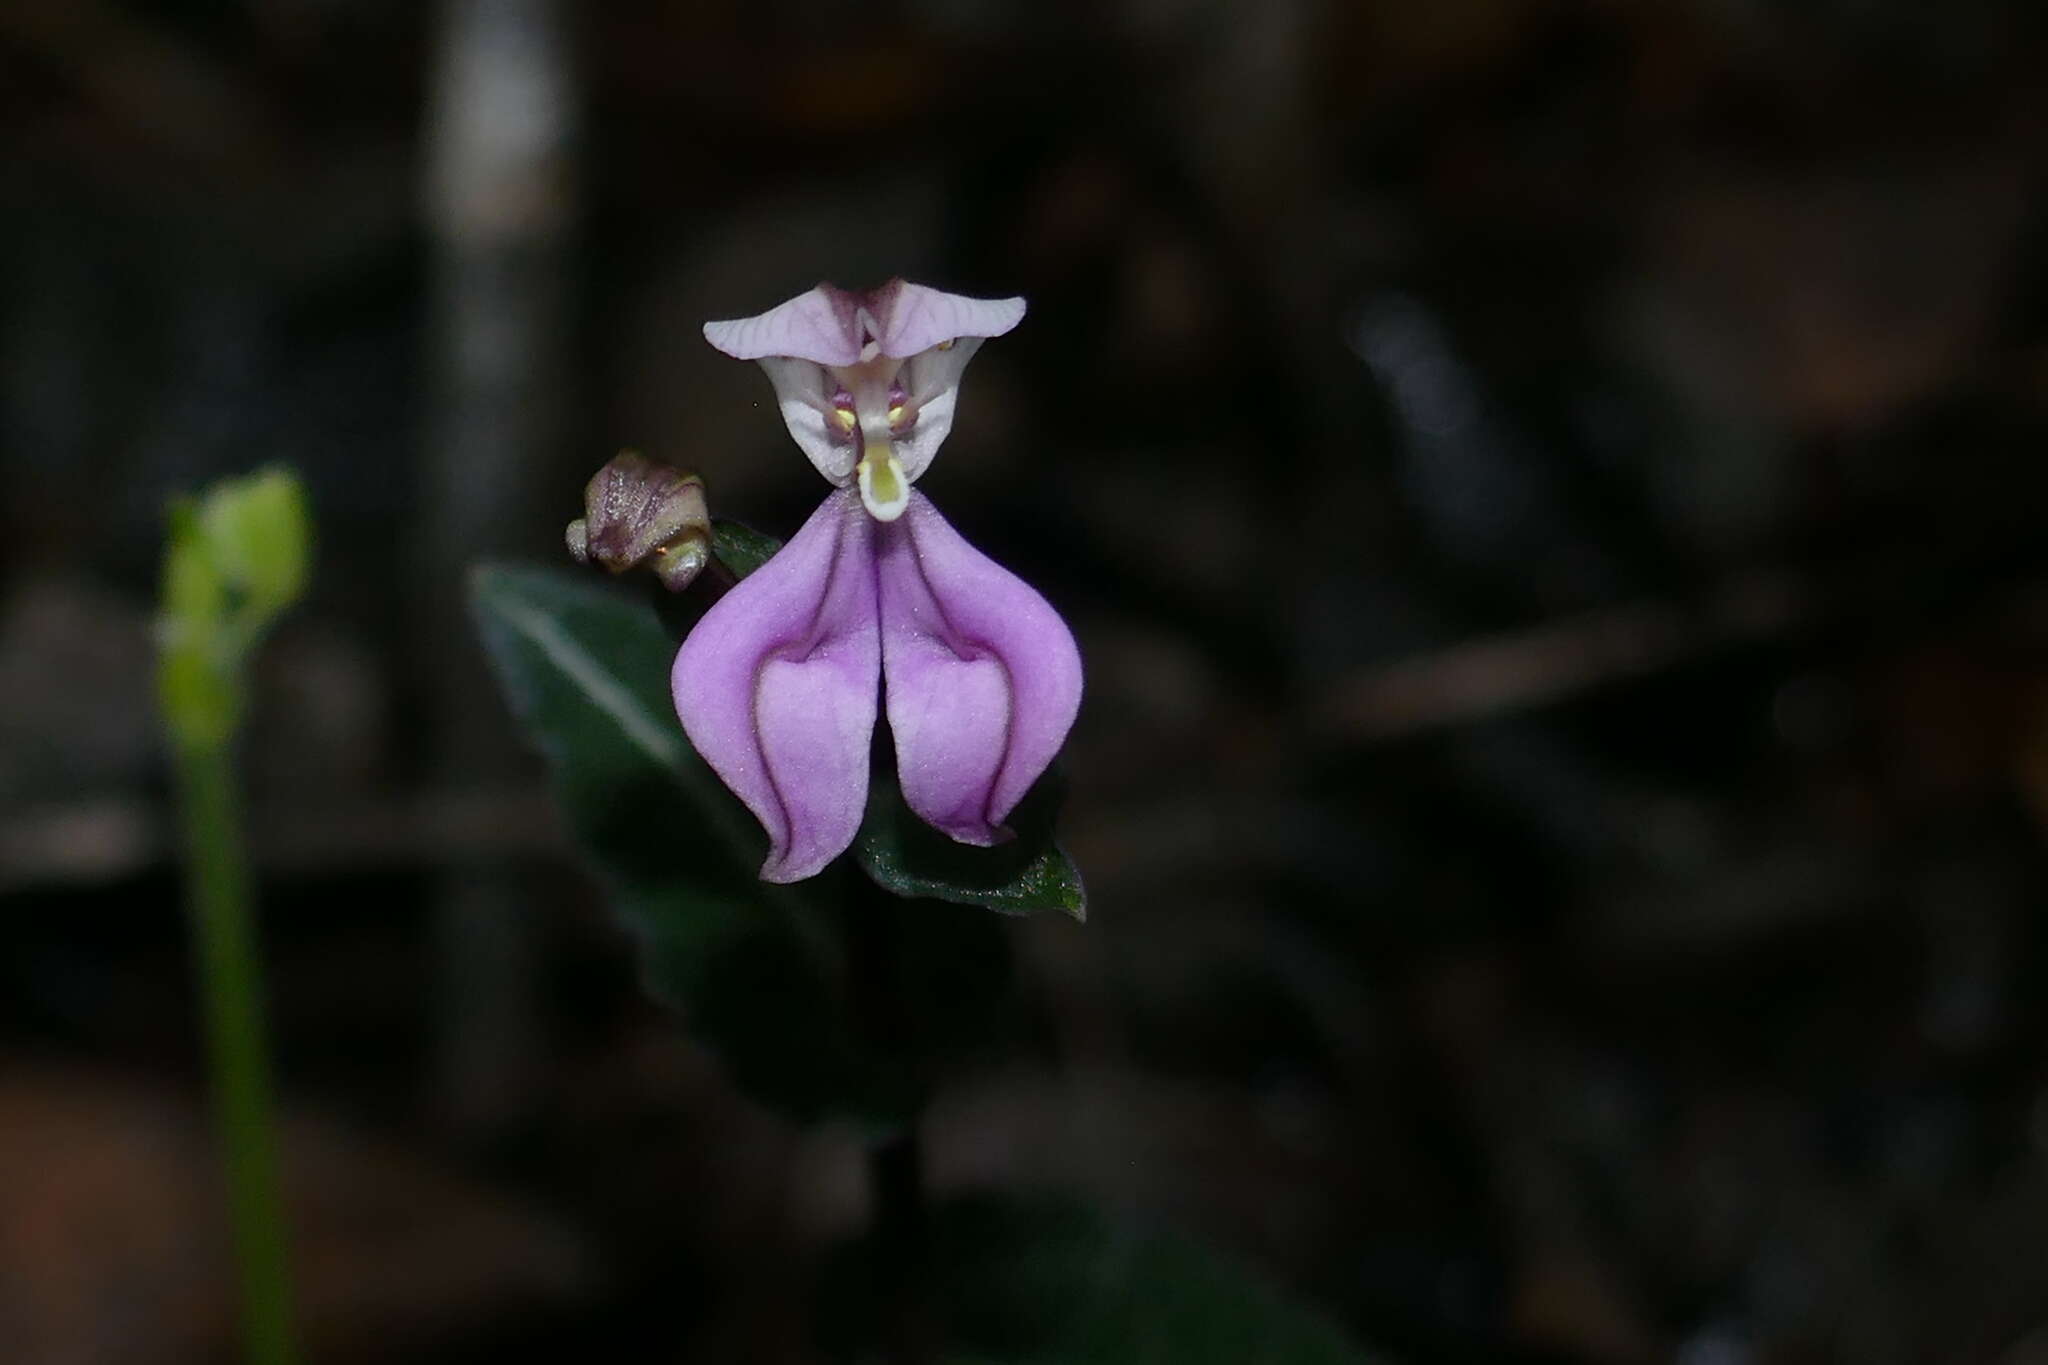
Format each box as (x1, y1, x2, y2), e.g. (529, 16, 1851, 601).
(876, 492, 1082, 845)
(871, 282, 1027, 358)
(702, 285, 863, 366)
(672, 489, 879, 882)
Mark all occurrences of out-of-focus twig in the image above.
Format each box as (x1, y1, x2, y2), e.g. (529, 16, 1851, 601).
(0, 786, 561, 894)
(1314, 573, 1811, 742)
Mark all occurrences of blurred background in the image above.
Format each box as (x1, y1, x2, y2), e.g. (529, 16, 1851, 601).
(4, 0, 2048, 1360)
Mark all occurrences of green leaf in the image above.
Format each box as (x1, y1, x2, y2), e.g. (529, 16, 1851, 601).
(471, 563, 862, 1116)
(471, 562, 1028, 1125)
(823, 1195, 1390, 1365)
(470, 562, 759, 883)
(855, 773, 1086, 920)
(711, 518, 782, 580)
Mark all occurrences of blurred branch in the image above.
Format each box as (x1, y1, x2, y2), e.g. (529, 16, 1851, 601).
(1314, 573, 1811, 742)
(0, 786, 559, 894)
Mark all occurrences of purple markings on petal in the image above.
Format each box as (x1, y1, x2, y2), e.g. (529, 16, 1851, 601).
(873, 284, 1026, 358)
(672, 489, 879, 882)
(704, 281, 1025, 367)
(703, 286, 862, 366)
(876, 492, 1082, 846)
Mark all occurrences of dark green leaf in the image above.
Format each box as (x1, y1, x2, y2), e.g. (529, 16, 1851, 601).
(470, 563, 880, 1121)
(470, 562, 761, 885)
(855, 773, 1086, 920)
(711, 518, 782, 580)
(470, 561, 1029, 1125)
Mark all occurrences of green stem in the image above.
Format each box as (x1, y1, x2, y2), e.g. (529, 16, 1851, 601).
(174, 739, 299, 1365)
(840, 879, 933, 1365)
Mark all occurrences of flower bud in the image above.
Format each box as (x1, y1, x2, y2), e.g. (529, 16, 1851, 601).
(157, 467, 313, 751)
(565, 451, 710, 592)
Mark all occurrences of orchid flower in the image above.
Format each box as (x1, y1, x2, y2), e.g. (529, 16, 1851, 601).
(673, 281, 1083, 883)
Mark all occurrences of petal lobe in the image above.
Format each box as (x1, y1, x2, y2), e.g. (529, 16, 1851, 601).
(671, 489, 879, 881)
(874, 284, 1026, 358)
(877, 493, 1082, 846)
(703, 286, 862, 365)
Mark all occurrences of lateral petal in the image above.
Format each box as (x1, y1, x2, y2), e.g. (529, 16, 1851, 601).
(671, 489, 880, 882)
(703, 285, 862, 366)
(872, 282, 1026, 358)
(877, 492, 1082, 845)
(755, 356, 858, 485)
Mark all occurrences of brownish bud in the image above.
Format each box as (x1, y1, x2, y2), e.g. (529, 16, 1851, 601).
(566, 451, 710, 592)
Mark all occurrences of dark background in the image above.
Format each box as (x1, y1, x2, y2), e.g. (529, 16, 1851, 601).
(4, 0, 2048, 1361)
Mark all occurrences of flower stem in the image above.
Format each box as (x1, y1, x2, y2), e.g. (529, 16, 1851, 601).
(839, 880, 933, 1365)
(173, 739, 299, 1365)
(867, 1123, 931, 1365)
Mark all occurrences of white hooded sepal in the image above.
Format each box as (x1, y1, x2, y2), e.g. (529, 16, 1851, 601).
(755, 356, 857, 485)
